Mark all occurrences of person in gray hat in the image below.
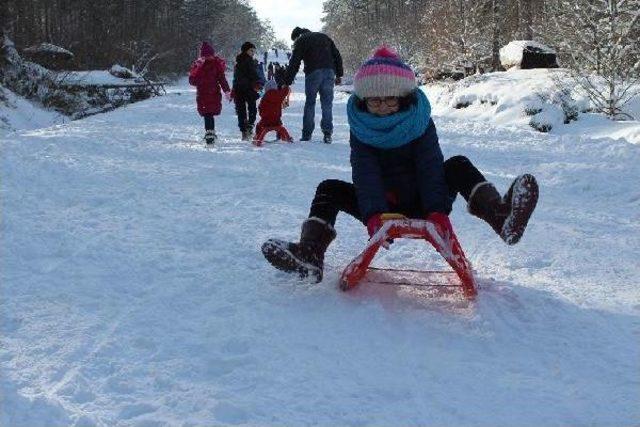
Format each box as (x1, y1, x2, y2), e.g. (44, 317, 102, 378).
(285, 27, 343, 143)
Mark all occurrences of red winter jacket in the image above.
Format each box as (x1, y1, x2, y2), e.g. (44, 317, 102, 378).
(258, 87, 290, 126)
(189, 56, 230, 116)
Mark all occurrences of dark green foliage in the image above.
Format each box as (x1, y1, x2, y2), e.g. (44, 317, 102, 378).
(1, 0, 274, 76)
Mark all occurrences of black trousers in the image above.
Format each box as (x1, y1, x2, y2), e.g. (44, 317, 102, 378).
(308, 155, 486, 225)
(203, 114, 215, 131)
(234, 92, 257, 132)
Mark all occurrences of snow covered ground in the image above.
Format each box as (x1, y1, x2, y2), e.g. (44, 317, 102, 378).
(1, 76, 639, 426)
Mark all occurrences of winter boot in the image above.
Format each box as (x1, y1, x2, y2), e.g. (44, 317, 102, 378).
(247, 123, 254, 141)
(500, 174, 539, 245)
(204, 130, 217, 145)
(261, 217, 336, 283)
(468, 175, 538, 245)
(300, 133, 311, 142)
(323, 132, 332, 144)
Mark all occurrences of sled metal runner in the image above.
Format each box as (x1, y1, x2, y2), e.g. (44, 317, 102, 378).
(339, 215, 477, 299)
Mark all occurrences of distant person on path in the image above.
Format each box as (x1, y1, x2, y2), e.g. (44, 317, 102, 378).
(188, 41, 230, 145)
(262, 46, 538, 282)
(285, 27, 343, 144)
(267, 62, 274, 80)
(232, 42, 263, 141)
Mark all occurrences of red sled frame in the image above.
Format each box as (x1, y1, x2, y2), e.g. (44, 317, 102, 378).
(339, 215, 478, 299)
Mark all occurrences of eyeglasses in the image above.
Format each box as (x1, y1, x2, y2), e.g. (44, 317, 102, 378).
(365, 97, 399, 108)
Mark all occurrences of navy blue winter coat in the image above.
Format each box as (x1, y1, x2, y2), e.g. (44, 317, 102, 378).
(350, 119, 451, 222)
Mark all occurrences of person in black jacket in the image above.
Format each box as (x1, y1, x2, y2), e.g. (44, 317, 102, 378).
(285, 27, 343, 143)
(232, 42, 262, 140)
(261, 46, 539, 283)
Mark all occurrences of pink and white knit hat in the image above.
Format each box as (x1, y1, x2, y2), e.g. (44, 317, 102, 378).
(353, 46, 417, 99)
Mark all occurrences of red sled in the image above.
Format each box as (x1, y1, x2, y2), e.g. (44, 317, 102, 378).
(339, 214, 478, 299)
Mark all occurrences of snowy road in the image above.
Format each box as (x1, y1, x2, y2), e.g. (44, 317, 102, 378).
(1, 79, 639, 426)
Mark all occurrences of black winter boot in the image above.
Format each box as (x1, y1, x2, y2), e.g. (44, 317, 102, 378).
(468, 175, 538, 245)
(261, 217, 336, 283)
(204, 130, 217, 145)
(501, 174, 539, 245)
(300, 133, 311, 142)
(323, 132, 332, 144)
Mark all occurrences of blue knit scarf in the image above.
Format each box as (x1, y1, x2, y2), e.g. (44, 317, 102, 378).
(347, 89, 431, 149)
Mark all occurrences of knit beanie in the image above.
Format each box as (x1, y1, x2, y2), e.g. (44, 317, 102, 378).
(291, 27, 310, 41)
(200, 41, 215, 57)
(353, 46, 417, 99)
(241, 42, 256, 52)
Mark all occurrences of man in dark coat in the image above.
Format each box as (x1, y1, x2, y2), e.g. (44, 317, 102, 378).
(285, 27, 343, 143)
(233, 41, 262, 140)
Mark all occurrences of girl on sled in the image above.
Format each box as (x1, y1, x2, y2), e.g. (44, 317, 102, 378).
(262, 46, 539, 282)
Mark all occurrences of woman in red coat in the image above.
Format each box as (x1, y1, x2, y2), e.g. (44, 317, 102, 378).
(189, 42, 231, 145)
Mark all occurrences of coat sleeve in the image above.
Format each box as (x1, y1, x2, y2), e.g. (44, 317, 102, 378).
(330, 39, 343, 78)
(285, 40, 304, 85)
(413, 120, 451, 215)
(215, 59, 230, 93)
(188, 61, 202, 86)
(350, 134, 389, 223)
(217, 69, 230, 93)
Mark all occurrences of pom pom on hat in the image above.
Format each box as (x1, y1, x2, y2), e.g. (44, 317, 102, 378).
(353, 44, 417, 99)
(371, 45, 399, 59)
(200, 41, 215, 57)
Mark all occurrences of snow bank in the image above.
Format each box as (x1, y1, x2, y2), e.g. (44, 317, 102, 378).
(424, 68, 640, 144)
(0, 86, 66, 132)
(58, 70, 142, 87)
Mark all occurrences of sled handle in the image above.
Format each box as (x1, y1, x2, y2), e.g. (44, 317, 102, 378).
(380, 213, 407, 222)
(339, 218, 477, 298)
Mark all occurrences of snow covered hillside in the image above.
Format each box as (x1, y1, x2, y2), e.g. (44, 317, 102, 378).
(1, 78, 639, 426)
(425, 69, 640, 145)
(0, 86, 67, 132)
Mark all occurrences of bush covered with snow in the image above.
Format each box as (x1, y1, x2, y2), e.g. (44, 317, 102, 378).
(109, 64, 138, 79)
(424, 68, 640, 143)
(1, 36, 157, 121)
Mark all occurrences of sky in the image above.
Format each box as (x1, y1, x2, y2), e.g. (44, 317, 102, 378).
(249, 0, 325, 44)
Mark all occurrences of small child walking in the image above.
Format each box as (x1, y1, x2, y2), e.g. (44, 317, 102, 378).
(253, 79, 293, 145)
(188, 42, 230, 145)
(232, 42, 263, 141)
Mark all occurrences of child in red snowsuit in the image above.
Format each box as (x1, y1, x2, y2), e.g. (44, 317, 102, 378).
(254, 79, 293, 145)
